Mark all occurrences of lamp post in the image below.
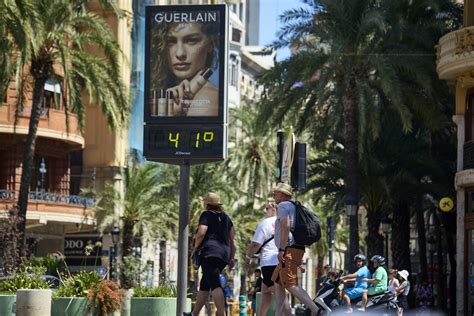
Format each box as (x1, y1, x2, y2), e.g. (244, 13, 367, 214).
(39, 158, 47, 192)
(380, 216, 392, 267)
(110, 226, 120, 281)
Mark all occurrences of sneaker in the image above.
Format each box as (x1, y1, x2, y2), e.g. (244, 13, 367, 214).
(344, 308, 353, 314)
(182, 313, 193, 316)
(357, 308, 366, 312)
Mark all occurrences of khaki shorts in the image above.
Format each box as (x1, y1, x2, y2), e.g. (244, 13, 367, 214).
(271, 246, 305, 289)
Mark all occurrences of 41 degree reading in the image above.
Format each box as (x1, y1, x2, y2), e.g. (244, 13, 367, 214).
(168, 131, 215, 149)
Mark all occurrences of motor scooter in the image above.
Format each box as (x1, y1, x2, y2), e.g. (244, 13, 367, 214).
(306, 278, 399, 315)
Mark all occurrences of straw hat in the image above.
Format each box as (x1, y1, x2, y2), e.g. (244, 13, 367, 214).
(201, 192, 222, 206)
(398, 270, 409, 281)
(272, 182, 293, 197)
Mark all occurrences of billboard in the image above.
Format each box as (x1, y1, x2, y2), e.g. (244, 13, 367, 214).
(144, 5, 227, 122)
(143, 5, 228, 163)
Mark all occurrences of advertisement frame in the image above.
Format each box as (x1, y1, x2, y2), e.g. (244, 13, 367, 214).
(144, 4, 228, 124)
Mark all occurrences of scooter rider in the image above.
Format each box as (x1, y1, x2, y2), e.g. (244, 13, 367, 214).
(358, 255, 388, 312)
(340, 254, 371, 313)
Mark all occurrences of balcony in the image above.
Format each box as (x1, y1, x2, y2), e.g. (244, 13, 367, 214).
(0, 102, 84, 148)
(436, 26, 474, 81)
(0, 190, 95, 225)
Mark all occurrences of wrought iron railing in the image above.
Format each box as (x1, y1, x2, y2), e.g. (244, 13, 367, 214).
(0, 190, 94, 208)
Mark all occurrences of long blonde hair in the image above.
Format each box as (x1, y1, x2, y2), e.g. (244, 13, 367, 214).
(150, 15, 219, 91)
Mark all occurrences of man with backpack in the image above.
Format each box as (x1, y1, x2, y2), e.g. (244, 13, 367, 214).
(271, 182, 321, 316)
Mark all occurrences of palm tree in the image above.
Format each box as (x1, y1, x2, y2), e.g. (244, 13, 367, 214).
(227, 103, 276, 201)
(88, 159, 178, 288)
(258, 0, 457, 269)
(0, 0, 130, 258)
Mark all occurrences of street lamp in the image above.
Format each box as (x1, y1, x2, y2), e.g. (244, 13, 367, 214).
(380, 216, 392, 267)
(110, 226, 120, 281)
(39, 158, 47, 192)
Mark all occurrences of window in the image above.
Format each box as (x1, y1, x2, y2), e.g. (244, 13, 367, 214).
(42, 80, 61, 110)
(232, 28, 242, 43)
(466, 92, 474, 142)
(466, 190, 474, 214)
(229, 55, 239, 87)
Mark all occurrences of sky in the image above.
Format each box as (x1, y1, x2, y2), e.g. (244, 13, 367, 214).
(258, 0, 307, 61)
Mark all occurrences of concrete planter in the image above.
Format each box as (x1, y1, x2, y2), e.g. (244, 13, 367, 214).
(51, 297, 121, 316)
(51, 297, 88, 316)
(16, 289, 52, 316)
(0, 294, 16, 316)
(131, 297, 191, 316)
(120, 289, 134, 316)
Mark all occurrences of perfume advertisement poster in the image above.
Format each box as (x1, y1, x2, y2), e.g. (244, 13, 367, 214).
(145, 5, 227, 122)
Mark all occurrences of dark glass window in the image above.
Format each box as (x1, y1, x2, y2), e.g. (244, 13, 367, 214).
(466, 190, 474, 214)
(465, 92, 474, 142)
(232, 28, 241, 43)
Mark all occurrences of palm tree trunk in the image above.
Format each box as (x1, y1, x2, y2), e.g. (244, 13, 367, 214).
(416, 205, 428, 282)
(442, 212, 456, 315)
(390, 201, 411, 270)
(436, 226, 446, 310)
(122, 219, 134, 257)
(366, 209, 383, 260)
(316, 254, 324, 294)
(343, 79, 360, 270)
(17, 72, 48, 260)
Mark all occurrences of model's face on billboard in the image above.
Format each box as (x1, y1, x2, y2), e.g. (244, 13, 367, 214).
(166, 23, 213, 81)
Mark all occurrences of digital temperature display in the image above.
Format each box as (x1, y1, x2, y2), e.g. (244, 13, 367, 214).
(143, 124, 225, 162)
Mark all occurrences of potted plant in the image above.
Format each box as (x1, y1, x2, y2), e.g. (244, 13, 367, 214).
(2, 266, 52, 316)
(117, 255, 145, 316)
(0, 280, 16, 316)
(87, 279, 124, 316)
(51, 271, 102, 316)
(131, 284, 191, 315)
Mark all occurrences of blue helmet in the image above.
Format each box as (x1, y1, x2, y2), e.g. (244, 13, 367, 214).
(370, 255, 386, 266)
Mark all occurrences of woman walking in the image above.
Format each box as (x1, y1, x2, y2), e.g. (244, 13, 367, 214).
(184, 192, 236, 316)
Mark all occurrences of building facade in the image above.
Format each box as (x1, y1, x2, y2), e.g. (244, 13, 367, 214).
(0, 0, 132, 273)
(436, 1, 474, 314)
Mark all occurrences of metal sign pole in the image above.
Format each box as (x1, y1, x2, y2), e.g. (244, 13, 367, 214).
(176, 161, 190, 316)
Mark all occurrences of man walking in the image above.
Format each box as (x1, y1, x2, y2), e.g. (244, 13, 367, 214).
(271, 182, 320, 315)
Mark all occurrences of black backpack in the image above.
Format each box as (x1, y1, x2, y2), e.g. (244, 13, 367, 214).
(290, 201, 322, 246)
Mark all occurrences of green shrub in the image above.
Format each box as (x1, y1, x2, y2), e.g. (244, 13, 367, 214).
(0, 266, 50, 293)
(119, 256, 145, 289)
(27, 254, 65, 278)
(54, 271, 103, 298)
(133, 285, 177, 298)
